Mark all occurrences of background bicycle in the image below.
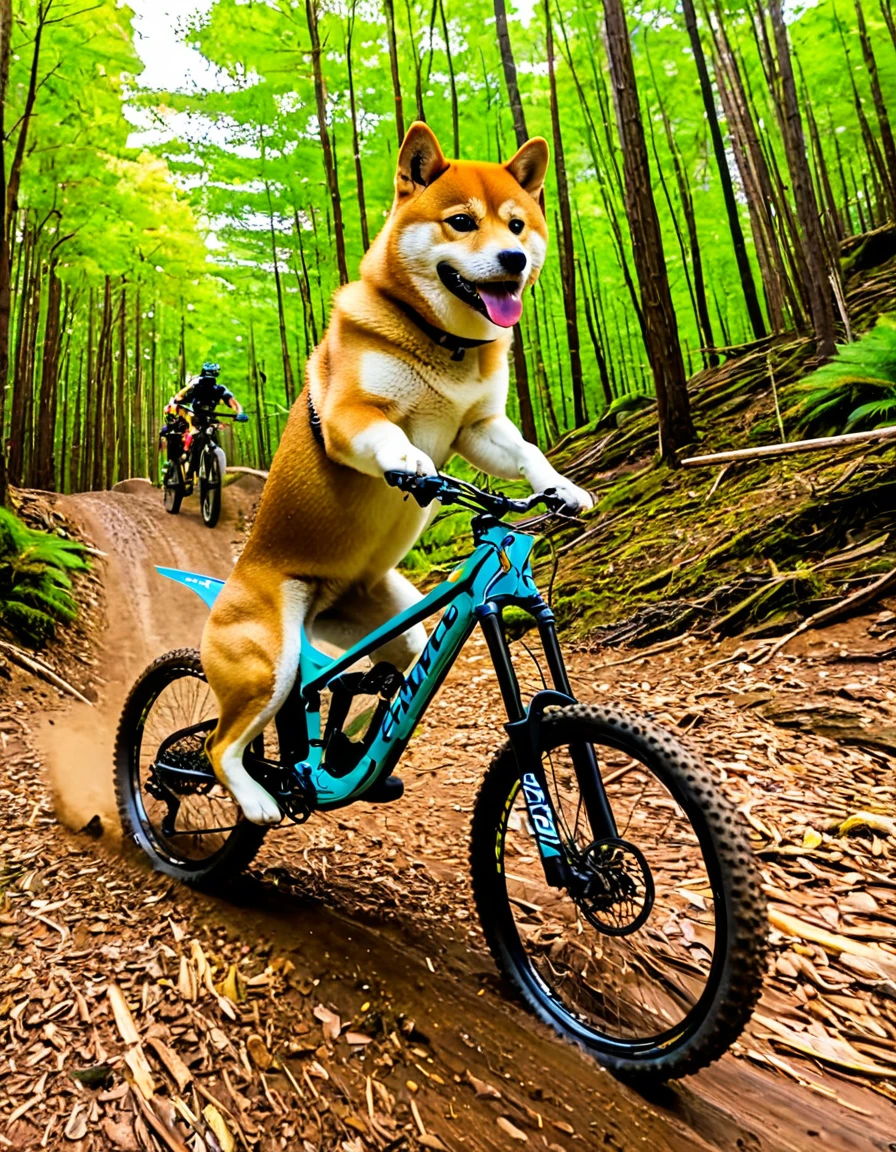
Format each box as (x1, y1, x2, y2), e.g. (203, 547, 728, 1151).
(160, 403, 246, 528)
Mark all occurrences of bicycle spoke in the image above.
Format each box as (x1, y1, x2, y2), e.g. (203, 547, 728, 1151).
(503, 740, 718, 1045)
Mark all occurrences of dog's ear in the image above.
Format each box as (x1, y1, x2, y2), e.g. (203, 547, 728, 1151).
(396, 122, 449, 199)
(505, 137, 549, 215)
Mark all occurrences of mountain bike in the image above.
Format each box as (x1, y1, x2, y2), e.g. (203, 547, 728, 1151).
(115, 471, 767, 1081)
(161, 404, 246, 528)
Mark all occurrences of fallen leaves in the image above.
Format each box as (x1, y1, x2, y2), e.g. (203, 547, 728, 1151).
(107, 984, 140, 1047)
(313, 1002, 342, 1042)
(756, 1014, 896, 1077)
(245, 1033, 273, 1071)
(497, 1115, 530, 1142)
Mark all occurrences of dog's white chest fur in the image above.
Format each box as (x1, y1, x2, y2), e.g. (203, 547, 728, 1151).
(360, 349, 499, 466)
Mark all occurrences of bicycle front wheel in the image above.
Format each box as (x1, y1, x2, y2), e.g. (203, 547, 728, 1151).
(470, 703, 767, 1081)
(200, 446, 224, 528)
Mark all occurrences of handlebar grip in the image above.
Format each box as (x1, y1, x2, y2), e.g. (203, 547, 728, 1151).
(384, 469, 414, 490)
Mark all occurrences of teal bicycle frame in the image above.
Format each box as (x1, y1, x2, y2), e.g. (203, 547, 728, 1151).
(158, 510, 617, 885)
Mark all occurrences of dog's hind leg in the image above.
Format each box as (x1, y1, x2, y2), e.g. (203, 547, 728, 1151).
(312, 569, 426, 671)
(201, 567, 313, 825)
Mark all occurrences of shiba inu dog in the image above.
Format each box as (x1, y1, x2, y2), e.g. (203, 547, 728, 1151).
(200, 123, 593, 824)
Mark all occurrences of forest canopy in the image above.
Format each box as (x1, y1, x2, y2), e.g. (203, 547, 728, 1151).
(0, 0, 893, 492)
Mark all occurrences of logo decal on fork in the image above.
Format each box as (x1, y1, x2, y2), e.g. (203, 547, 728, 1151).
(521, 772, 562, 857)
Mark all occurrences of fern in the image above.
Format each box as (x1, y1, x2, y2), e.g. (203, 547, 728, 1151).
(790, 314, 896, 437)
(0, 509, 89, 648)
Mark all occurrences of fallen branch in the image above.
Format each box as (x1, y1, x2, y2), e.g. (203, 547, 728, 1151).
(704, 464, 730, 502)
(0, 640, 93, 705)
(593, 634, 689, 669)
(756, 567, 896, 665)
(226, 466, 269, 480)
(682, 425, 896, 468)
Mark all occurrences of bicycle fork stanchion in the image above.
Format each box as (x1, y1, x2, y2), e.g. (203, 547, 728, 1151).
(536, 608, 618, 842)
(477, 603, 569, 887)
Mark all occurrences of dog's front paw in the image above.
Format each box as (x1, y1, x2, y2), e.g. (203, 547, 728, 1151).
(378, 446, 438, 479)
(551, 478, 593, 514)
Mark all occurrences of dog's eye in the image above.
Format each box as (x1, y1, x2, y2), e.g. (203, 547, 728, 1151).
(445, 213, 476, 232)
(508, 218, 525, 235)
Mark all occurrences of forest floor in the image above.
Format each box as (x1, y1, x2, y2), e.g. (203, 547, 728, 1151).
(2, 479, 896, 1151)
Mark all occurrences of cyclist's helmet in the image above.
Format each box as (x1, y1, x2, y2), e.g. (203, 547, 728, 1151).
(199, 362, 221, 379)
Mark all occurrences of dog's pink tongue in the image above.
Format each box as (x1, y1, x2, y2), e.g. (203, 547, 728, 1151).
(478, 286, 523, 328)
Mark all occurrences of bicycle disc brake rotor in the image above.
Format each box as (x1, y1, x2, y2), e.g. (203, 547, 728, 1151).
(570, 838, 655, 937)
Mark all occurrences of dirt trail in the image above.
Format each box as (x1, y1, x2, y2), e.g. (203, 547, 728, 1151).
(44, 476, 263, 832)
(24, 478, 896, 1151)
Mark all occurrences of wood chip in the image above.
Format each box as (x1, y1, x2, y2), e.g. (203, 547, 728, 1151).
(497, 1116, 529, 1142)
(107, 984, 140, 1046)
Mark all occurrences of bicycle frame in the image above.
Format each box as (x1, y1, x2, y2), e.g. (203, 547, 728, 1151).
(158, 515, 617, 883)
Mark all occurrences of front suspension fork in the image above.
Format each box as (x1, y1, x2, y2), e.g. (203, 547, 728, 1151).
(478, 604, 618, 888)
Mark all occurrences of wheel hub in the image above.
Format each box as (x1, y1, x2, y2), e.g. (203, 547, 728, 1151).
(567, 837, 655, 936)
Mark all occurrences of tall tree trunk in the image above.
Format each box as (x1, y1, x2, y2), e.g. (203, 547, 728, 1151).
(149, 303, 159, 483)
(21, 256, 40, 485)
(133, 288, 143, 478)
(767, 0, 837, 356)
(490, 0, 536, 442)
(0, 0, 11, 502)
(306, 0, 348, 286)
(494, 0, 528, 146)
(346, 2, 370, 252)
(92, 278, 112, 491)
(383, 0, 406, 145)
(7, 226, 34, 487)
(266, 193, 296, 405)
(558, 12, 648, 342)
(576, 211, 613, 405)
(831, 9, 895, 219)
(404, 0, 425, 122)
(438, 0, 459, 157)
(544, 0, 585, 428)
(34, 256, 62, 490)
(178, 303, 186, 390)
(834, 133, 854, 234)
(294, 210, 319, 346)
(802, 87, 844, 245)
(249, 321, 268, 468)
(70, 349, 83, 494)
(603, 0, 695, 461)
(711, 26, 794, 330)
(5, 4, 47, 257)
(112, 286, 126, 485)
(81, 290, 95, 492)
(855, 0, 896, 201)
(882, 0, 896, 52)
(681, 0, 765, 339)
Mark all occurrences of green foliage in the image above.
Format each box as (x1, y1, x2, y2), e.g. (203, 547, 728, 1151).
(791, 315, 896, 437)
(0, 511, 89, 648)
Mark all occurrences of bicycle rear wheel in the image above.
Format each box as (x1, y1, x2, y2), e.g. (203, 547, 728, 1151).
(114, 649, 266, 885)
(470, 703, 767, 1081)
(163, 462, 183, 515)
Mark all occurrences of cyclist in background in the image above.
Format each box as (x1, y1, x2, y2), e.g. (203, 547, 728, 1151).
(160, 362, 246, 475)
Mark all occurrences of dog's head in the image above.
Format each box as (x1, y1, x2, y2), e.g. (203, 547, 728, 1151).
(371, 123, 549, 339)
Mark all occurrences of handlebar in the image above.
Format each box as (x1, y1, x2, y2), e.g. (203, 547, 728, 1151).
(173, 403, 247, 421)
(383, 470, 571, 517)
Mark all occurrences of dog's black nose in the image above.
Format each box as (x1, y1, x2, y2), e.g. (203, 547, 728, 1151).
(497, 249, 527, 275)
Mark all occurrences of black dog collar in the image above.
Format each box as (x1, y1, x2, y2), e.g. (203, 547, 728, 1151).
(394, 299, 495, 362)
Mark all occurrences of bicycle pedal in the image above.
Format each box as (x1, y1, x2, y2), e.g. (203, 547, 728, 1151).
(361, 775, 404, 804)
